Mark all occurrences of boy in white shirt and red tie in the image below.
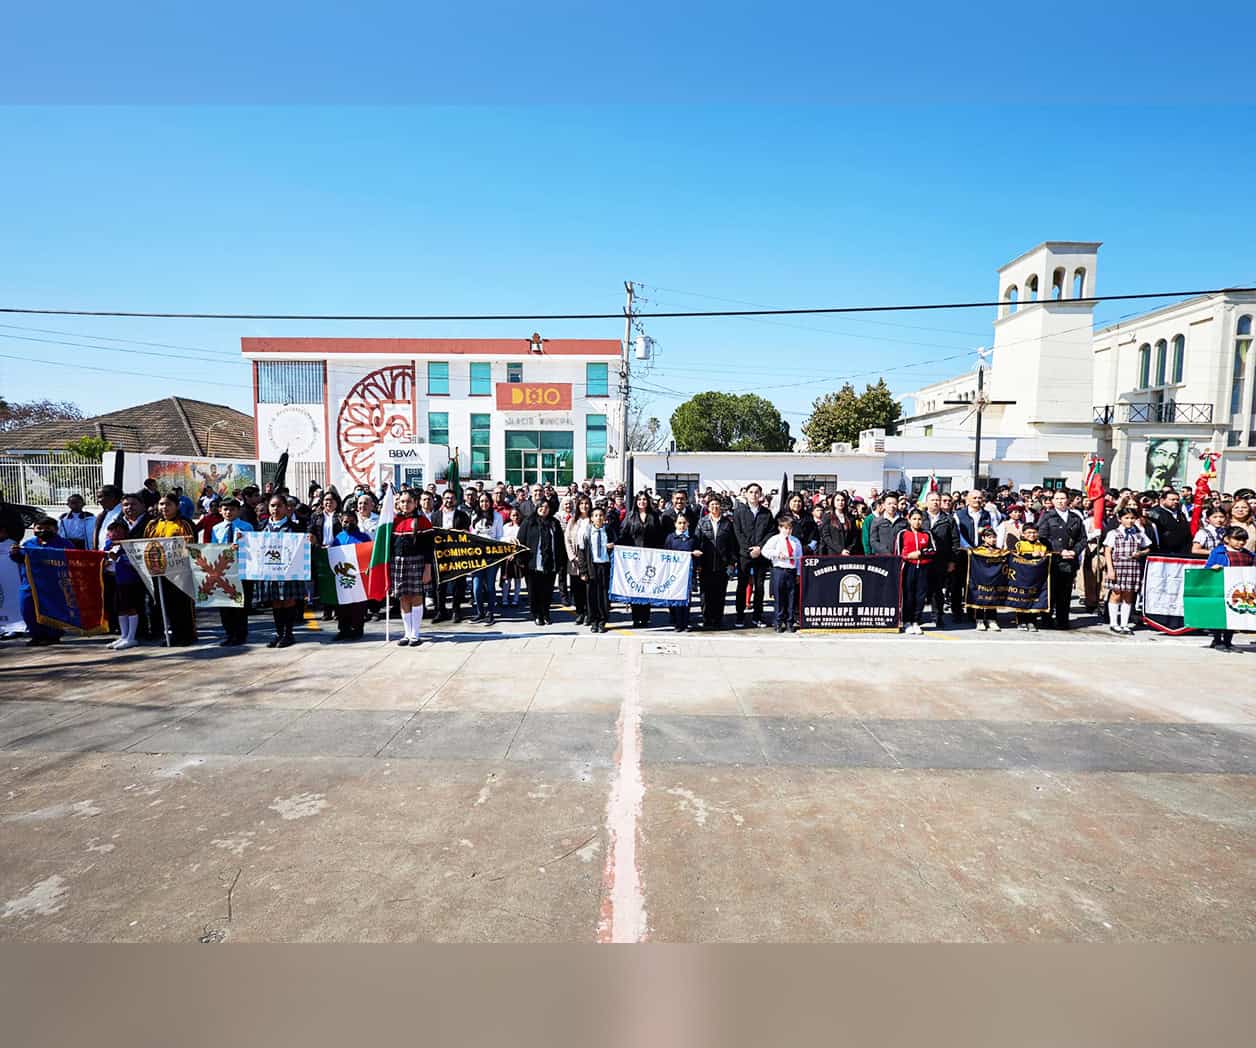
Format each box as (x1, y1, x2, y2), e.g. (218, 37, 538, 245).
(761, 513, 803, 633)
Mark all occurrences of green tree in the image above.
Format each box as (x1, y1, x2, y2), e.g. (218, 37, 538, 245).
(802, 379, 902, 450)
(64, 436, 112, 461)
(670, 392, 792, 452)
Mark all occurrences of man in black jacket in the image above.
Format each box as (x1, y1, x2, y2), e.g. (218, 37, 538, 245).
(922, 491, 960, 625)
(695, 495, 738, 630)
(868, 494, 908, 555)
(732, 483, 774, 627)
(1036, 489, 1087, 629)
(1145, 489, 1191, 556)
(432, 489, 471, 622)
(660, 489, 700, 534)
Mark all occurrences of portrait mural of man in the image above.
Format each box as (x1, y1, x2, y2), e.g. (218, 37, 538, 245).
(1145, 438, 1188, 490)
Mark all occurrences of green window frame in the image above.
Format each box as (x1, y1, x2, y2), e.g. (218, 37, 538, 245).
(428, 361, 449, 396)
(505, 430, 574, 486)
(470, 413, 491, 479)
(506, 362, 523, 383)
(428, 411, 449, 447)
(586, 362, 609, 397)
(585, 414, 607, 479)
(469, 362, 491, 396)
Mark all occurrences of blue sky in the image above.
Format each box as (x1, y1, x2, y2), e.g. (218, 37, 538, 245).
(3, 4, 1254, 431)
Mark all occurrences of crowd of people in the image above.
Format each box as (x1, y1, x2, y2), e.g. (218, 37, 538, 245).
(5, 472, 1253, 652)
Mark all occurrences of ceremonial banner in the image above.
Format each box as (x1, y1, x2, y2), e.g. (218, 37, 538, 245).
(0, 538, 27, 634)
(315, 542, 374, 605)
(1142, 555, 1206, 634)
(964, 551, 1050, 612)
(1183, 566, 1256, 631)
(238, 532, 311, 582)
(429, 528, 527, 586)
(799, 555, 901, 631)
(25, 547, 107, 634)
(122, 539, 244, 609)
(610, 546, 692, 607)
(365, 486, 395, 600)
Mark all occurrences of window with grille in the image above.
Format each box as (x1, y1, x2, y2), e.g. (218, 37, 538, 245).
(655, 472, 701, 500)
(257, 361, 323, 404)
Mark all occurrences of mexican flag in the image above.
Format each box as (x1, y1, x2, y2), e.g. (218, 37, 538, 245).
(315, 542, 374, 605)
(1183, 566, 1256, 631)
(916, 472, 937, 509)
(366, 485, 394, 601)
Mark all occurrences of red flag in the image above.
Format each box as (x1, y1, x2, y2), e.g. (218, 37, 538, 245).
(1084, 456, 1105, 532)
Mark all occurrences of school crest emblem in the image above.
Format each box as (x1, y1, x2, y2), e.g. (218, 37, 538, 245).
(839, 574, 862, 603)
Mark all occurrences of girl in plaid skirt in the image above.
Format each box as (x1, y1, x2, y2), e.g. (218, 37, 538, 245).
(1102, 505, 1151, 635)
(256, 496, 308, 648)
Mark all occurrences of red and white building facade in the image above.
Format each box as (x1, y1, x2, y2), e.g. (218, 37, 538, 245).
(244, 337, 623, 493)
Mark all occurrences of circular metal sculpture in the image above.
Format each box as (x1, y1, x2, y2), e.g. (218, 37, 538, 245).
(336, 364, 415, 488)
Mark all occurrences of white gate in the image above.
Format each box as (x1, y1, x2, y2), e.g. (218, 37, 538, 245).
(0, 452, 103, 511)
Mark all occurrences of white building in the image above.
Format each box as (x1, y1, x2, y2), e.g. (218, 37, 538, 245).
(897, 241, 1256, 494)
(243, 337, 624, 493)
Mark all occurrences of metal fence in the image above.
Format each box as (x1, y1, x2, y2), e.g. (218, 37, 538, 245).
(0, 452, 103, 511)
(261, 460, 327, 499)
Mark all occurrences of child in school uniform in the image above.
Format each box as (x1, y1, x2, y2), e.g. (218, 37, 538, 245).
(330, 508, 371, 641)
(761, 513, 803, 633)
(1012, 520, 1049, 631)
(895, 507, 935, 635)
(971, 526, 1005, 632)
(1102, 505, 1151, 635)
(662, 513, 702, 632)
(578, 506, 615, 633)
(102, 519, 142, 650)
(1204, 525, 1255, 653)
(1192, 505, 1230, 554)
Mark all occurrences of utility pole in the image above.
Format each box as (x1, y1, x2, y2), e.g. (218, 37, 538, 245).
(943, 351, 1015, 489)
(618, 280, 635, 488)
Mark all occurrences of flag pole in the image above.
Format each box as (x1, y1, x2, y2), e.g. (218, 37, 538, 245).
(157, 580, 170, 648)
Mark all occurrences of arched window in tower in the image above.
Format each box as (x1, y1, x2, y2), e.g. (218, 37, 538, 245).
(1026, 274, 1039, 301)
(1171, 334, 1185, 384)
(1052, 268, 1065, 300)
(1005, 285, 1019, 315)
(1233, 315, 1253, 446)
(1137, 343, 1151, 389)
(1072, 268, 1086, 299)
(1154, 339, 1168, 386)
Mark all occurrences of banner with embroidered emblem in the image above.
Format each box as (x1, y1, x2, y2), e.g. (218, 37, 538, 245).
(610, 546, 692, 607)
(238, 532, 311, 582)
(314, 542, 374, 605)
(964, 549, 1050, 612)
(24, 546, 108, 634)
(121, 539, 243, 609)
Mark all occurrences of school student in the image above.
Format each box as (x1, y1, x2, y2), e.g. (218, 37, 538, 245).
(330, 509, 371, 641)
(1204, 526, 1254, 653)
(255, 494, 307, 649)
(895, 507, 935, 635)
(662, 513, 702, 632)
(971, 526, 1004, 632)
(500, 507, 524, 607)
(1102, 505, 1151, 635)
(1192, 505, 1229, 554)
(1012, 521, 1048, 631)
(211, 497, 254, 646)
(578, 506, 615, 633)
(760, 512, 803, 633)
(102, 520, 141, 650)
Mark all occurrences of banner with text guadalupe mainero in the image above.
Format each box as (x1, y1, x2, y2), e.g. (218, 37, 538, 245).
(799, 555, 901, 631)
(428, 528, 527, 585)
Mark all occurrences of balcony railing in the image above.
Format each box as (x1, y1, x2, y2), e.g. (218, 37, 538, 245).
(1093, 402, 1214, 425)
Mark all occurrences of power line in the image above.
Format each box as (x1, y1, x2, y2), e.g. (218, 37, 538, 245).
(2, 287, 1251, 322)
(0, 321, 238, 358)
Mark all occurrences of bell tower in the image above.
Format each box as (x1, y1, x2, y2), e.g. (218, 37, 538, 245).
(988, 241, 1101, 430)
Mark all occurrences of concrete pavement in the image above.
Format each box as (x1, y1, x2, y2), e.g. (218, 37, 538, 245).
(1, 606, 1254, 941)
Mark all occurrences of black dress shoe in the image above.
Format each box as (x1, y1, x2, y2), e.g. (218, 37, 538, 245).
(397, 637, 411, 647)
(267, 635, 281, 648)
(485, 615, 494, 626)
(575, 614, 585, 626)
(276, 634, 294, 648)
(542, 617, 552, 626)
(219, 638, 236, 647)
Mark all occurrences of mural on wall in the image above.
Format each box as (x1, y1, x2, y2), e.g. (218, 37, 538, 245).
(145, 457, 259, 496)
(334, 364, 416, 488)
(1145, 437, 1189, 490)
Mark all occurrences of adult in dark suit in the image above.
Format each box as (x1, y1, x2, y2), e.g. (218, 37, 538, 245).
(659, 489, 700, 534)
(868, 494, 908, 555)
(695, 495, 738, 630)
(1145, 490, 1191, 556)
(818, 495, 856, 556)
(732, 483, 775, 627)
(517, 500, 567, 625)
(621, 492, 666, 628)
(1036, 489, 1087, 629)
(921, 491, 961, 625)
(951, 491, 994, 623)
(432, 489, 471, 622)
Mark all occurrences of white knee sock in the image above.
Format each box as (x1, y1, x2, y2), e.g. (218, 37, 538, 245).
(401, 609, 415, 640)
(408, 606, 423, 639)
(1118, 602, 1131, 627)
(122, 614, 138, 641)
(1108, 602, 1120, 627)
